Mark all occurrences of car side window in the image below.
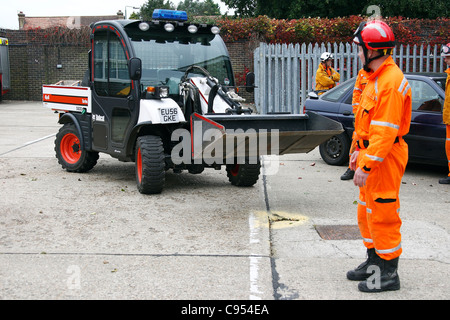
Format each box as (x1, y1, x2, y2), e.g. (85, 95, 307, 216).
(409, 79, 443, 113)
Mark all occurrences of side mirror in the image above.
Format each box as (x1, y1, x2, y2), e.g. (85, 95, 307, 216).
(128, 57, 142, 81)
(245, 72, 255, 93)
(308, 91, 319, 100)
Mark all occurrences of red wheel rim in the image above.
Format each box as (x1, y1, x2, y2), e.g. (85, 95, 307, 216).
(136, 147, 142, 183)
(229, 164, 240, 176)
(60, 133, 81, 164)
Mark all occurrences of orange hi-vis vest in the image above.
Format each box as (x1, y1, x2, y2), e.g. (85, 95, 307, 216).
(354, 56, 412, 175)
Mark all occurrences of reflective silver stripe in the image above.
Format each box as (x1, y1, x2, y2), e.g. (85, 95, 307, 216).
(370, 120, 400, 130)
(352, 103, 360, 107)
(354, 88, 363, 92)
(357, 199, 366, 206)
(376, 242, 402, 255)
(365, 154, 384, 162)
(398, 77, 407, 93)
(398, 76, 411, 96)
(375, 78, 379, 94)
(446, 138, 450, 141)
(366, 208, 372, 213)
(363, 237, 373, 243)
(402, 83, 411, 96)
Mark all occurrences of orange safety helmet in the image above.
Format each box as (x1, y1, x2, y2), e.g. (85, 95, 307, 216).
(353, 20, 396, 71)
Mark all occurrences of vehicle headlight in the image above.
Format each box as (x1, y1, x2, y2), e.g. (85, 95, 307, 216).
(145, 86, 170, 99)
(188, 25, 198, 34)
(211, 26, 220, 34)
(139, 22, 150, 31)
(164, 23, 175, 32)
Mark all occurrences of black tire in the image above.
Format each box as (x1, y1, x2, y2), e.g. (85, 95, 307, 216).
(226, 158, 261, 187)
(55, 123, 99, 172)
(319, 132, 351, 166)
(135, 135, 165, 194)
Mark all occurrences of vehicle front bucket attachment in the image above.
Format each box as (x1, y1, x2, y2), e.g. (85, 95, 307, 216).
(190, 111, 343, 163)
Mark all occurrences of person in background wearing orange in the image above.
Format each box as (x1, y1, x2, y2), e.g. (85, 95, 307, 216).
(315, 52, 340, 94)
(347, 20, 412, 292)
(439, 43, 450, 184)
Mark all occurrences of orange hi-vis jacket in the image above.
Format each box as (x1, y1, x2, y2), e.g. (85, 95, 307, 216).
(352, 69, 370, 114)
(444, 68, 450, 125)
(315, 63, 340, 91)
(350, 69, 370, 154)
(354, 56, 412, 176)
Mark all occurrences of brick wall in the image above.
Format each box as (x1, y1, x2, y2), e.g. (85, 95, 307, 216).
(1, 28, 257, 102)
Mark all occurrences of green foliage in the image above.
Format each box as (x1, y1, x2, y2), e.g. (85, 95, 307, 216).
(214, 15, 449, 46)
(177, 0, 221, 16)
(221, 0, 449, 19)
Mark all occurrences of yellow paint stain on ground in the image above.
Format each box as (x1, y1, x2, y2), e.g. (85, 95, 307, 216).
(251, 210, 309, 229)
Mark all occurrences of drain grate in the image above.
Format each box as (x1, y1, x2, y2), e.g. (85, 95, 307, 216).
(315, 225, 360, 240)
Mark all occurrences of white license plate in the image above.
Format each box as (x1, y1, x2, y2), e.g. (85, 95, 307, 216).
(159, 107, 179, 123)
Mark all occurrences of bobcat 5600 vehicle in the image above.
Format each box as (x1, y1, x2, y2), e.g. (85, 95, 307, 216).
(43, 9, 342, 194)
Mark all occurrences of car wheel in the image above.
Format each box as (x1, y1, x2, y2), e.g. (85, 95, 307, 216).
(319, 132, 350, 166)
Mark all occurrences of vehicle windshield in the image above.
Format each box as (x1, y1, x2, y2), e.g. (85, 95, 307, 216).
(124, 22, 234, 95)
(321, 78, 355, 102)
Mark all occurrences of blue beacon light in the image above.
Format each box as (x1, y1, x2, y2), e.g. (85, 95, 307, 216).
(152, 9, 188, 22)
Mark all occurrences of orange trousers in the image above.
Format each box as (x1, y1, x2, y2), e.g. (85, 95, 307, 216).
(446, 125, 450, 176)
(356, 139, 408, 260)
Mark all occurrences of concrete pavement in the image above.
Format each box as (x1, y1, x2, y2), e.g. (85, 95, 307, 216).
(0, 101, 448, 301)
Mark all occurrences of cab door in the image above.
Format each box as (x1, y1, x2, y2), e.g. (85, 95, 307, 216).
(91, 27, 138, 158)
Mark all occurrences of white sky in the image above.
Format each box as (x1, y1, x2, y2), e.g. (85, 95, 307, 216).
(0, 0, 233, 30)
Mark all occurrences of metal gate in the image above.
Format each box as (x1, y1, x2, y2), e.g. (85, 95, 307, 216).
(254, 42, 447, 114)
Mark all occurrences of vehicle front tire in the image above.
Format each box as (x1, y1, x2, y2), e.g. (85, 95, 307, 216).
(226, 158, 261, 187)
(319, 132, 351, 166)
(135, 135, 165, 194)
(55, 123, 99, 172)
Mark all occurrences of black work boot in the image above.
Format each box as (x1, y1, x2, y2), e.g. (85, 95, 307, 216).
(346, 248, 377, 281)
(340, 168, 355, 180)
(358, 257, 400, 292)
(438, 176, 450, 184)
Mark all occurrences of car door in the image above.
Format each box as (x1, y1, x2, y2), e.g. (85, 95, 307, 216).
(338, 83, 356, 135)
(407, 77, 447, 166)
(91, 27, 138, 157)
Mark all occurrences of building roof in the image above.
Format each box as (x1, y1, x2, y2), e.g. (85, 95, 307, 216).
(18, 11, 124, 30)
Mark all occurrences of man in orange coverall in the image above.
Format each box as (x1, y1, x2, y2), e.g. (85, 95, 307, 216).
(346, 20, 412, 292)
(438, 43, 450, 184)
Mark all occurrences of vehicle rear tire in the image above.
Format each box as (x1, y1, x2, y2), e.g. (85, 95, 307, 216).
(135, 135, 165, 194)
(319, 132, 350, 166)
(55, 123, 99, 172)
(226, 158, 261, 187)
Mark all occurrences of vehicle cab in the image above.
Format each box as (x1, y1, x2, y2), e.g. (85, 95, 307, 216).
(88, 10, 236, 159)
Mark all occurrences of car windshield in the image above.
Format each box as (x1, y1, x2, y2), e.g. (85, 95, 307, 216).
(124, 22, 234, 95)
(321, 78, 355, 102)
